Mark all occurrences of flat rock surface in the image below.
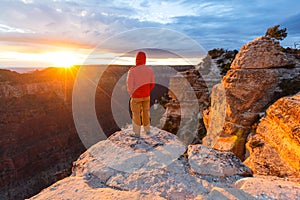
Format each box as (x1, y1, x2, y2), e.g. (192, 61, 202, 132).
(236, 176, 300, 200)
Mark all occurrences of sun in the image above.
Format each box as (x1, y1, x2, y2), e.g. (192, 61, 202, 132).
(42, 51, 82, 68)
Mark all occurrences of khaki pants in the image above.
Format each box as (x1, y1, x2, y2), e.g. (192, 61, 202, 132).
(130, 96, 150, 135)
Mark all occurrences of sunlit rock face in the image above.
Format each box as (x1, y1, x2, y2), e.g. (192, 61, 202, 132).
(30, 126, 300, 200)
(231, 36, 293, 69)
(202, 36, 300, 159)
(244, 93, 300, 178)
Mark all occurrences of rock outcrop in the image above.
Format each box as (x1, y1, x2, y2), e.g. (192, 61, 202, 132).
(231, 37, 292, 69)
(244, 93, 300, 178)
(161, 69, 209, 143)
(203, 36, 300, 159)
(30, 126, 300, 200)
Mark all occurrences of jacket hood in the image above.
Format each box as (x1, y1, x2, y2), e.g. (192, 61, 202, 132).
(136, 51, 146, 66)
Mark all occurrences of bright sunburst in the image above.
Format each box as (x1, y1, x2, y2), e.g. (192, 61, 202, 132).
(42, 51, 83, 68)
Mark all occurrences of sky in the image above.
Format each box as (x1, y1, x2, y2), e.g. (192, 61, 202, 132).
(0, 0, 300, 68)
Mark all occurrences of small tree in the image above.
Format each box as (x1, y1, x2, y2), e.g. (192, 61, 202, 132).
(265, 25, 287, 40)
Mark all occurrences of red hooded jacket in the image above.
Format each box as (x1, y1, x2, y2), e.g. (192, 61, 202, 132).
(126, 52, 155, 98)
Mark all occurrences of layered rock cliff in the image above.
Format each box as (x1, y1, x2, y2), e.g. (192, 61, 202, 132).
(203, 36, 300, 159)
(0, 68, 86, 200)
(245, 93, 300, 178)
(29, 127, 300, 200)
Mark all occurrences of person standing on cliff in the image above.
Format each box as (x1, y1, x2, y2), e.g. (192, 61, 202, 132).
(126, 51, 155, 137)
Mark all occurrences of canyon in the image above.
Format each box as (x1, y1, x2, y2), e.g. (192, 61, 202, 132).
(0, 65, 193, 199)
(1, 35, 300, 199)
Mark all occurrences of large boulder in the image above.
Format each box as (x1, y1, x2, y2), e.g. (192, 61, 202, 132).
(244, 93, 300, 177)
(231, 36, 292, 69)
(203, 36, 300, 159)
(187, 145, 252, 177)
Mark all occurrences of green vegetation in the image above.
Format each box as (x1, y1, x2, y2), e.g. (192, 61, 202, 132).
(265, 25, 287, 41)
(281, 47, 300, 59)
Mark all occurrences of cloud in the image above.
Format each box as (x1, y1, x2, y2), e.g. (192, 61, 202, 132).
(0, 34, 95, 50)
(21, 0, 34, 4)
(0, 0, 300, 67)
(0, 24, 34, 33)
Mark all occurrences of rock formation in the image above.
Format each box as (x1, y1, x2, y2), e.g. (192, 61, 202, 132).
(203, 36, 300, 159)
(161, 69, 210, 143)
(244, 93, 300, 178)
(29, 127, 300, 200)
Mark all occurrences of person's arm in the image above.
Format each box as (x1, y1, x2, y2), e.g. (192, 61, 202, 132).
(126, 68, 134, 95)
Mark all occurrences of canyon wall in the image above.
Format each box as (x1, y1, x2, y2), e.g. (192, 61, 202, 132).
(0, 69, 85, 199)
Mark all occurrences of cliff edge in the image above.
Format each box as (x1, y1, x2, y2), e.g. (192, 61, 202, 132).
(29, 126, 300, 200)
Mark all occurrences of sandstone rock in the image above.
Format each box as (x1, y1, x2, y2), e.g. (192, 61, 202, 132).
(30, 127, 300, 199)
(244, 134, 300, 178)
(187, 145, 252, 177)
(203, 36, 300, 159)
(235, 176, 300, 200)
(31, 127, 259, 199)
(231, 36, 293, 69)
(197, 55, 223, 92)
(161, 69, 209, 144)
(204, 187, 256, 200)
(71, 127, 213, 199)
(245, 93, 300, 177)
(28, 176, 165, 200)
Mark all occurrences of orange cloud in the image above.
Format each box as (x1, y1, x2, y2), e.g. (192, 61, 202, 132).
(0, 35, 95, 51)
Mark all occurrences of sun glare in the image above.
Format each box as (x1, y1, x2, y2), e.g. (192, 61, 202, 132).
(42, 51, 83, 68)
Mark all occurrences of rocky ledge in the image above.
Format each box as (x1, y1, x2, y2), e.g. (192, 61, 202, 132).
(29, 127, 300, 200)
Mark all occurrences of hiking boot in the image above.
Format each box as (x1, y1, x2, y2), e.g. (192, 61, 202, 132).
(130, 132, 140, 138)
